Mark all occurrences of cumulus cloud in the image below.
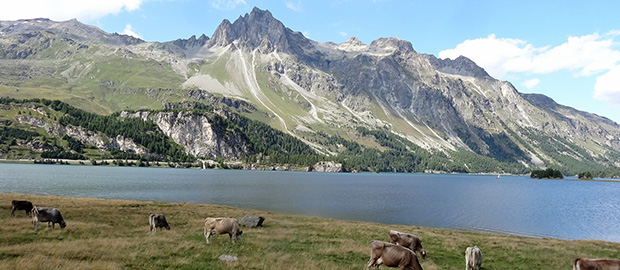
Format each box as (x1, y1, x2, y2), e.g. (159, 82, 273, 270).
(440, 32, 620, 105)
(439, 32, 620, 80)
(0, 0, 146, 21)
(594, 65, 620, 104)
(286, 1, 302, 12)
(523, 78, 540, 89)
(122, 24, 141, 39)
(210, 0, 246, 10)
(339, 32, 348, 37)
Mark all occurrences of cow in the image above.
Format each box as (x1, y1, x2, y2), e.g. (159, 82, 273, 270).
(465, 246, 482, 270)
(11, 200, 33, 217)
(32, 206, 66, 232)
(204, 217, 243, 244)
(366, 240, 423, 270)
(149, 214, 170, 235)
(389, 230, 427, 260)
(573, 258, 620, 270)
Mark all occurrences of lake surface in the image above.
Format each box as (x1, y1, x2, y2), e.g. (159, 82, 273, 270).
(2, 163, 620, 242)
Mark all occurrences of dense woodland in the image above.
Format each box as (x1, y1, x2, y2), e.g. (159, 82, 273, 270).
(1, 98, 619, 177)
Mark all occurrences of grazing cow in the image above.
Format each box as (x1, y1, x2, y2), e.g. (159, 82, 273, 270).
(204, 217, 243, 244)
(11, 200, 33, 217)
(149, 214, 170, 235)
(389, 230, 427, 260)
(366, 240, 423, 270)
(573, 258, 620, 270)
(32, 206, 66, 232)
(465, 246, 482, 270)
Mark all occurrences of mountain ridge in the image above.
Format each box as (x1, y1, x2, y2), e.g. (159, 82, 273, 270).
(0, 7, 618, 174)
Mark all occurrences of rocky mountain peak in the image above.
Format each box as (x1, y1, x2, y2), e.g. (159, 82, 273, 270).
(368, 37, 415, 54)
(206, 7, 313, 54)
(423, 54, 491, 79)
(337, 37, 367, 51)
(172, 34, 209, 49)
(0, 18, 143, 46)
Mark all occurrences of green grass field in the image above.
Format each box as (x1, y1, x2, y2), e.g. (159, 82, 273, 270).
(1, 193, 619, 269)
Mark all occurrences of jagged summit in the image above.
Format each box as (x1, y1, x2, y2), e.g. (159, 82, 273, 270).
(172, 34, 209, 49)
(337, 37, 367, 51)
(424, 54, 491, 79)
(206, 7, 313, 54)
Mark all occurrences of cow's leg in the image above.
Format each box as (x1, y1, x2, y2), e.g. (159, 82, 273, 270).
(33, 219, 39, 232)
(151, 226, 157, 235)
(10, 207, 16, 217)
(375, 257, 383, 270)
(204, 228, 212, 244)
(228, 233, 234, 243)
(366, 258, 376, 270)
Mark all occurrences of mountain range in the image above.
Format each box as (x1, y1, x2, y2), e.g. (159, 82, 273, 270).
(1, 7, 619, 175)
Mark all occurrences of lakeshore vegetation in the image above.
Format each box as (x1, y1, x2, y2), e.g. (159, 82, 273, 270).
(2, 193, 620, 269)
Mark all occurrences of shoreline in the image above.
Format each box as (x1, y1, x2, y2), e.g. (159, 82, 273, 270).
(3, 160, 620, 182)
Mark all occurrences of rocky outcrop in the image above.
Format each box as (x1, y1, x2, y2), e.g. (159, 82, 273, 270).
(120, 111, 253, 159)
(311, 161, 343, 172)
(15, 115, 148, 155)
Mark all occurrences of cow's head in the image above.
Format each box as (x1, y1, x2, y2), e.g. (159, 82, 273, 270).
(236, 230, 243, 241)
(165, 224, 171, 230)
(60, 220, 67, 229)
(419, 249, 427, 260)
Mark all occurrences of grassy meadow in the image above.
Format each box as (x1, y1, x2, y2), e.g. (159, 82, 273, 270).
(2, 193, 620, 269)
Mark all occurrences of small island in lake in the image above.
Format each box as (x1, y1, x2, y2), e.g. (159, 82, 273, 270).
(530, 168, 564, 179)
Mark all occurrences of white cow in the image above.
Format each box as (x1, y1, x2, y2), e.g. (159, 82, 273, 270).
(465, 246, 482, 270)
(204, 217, 242, 244)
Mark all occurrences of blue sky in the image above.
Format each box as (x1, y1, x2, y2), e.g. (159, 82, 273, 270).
(2, 0, 619, 123)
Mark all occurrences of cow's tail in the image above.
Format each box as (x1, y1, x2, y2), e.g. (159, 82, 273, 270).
(573, 258, 581, 270)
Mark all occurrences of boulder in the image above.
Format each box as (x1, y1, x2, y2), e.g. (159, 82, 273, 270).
(218, 254, 238, 263)
(239, 214, 265, 228)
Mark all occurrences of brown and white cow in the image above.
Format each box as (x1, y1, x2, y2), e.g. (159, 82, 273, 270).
(465, 246, 482, 270)
(573, 258, 620, 270)
(32, 206, 66, 232)
(389, 230, 427, 260)
(204, 217, 242, 244)
(11, 200, 33, 217)
(366, 240, 423, 270)
(149, 214, 171, 235)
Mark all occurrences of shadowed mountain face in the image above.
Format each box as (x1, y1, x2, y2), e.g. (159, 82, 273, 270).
(1, 7, 619, 172)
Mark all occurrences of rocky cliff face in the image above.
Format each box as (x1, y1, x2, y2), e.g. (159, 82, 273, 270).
(15, 115, 149, 155)
(120, 111, 253, 159)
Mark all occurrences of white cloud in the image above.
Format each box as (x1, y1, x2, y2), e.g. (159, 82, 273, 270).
(594, 65, 620, 104)
(210, 0, 246, 10)
(339, 32, 348, 37)
(286, 1, 302, 12)
(523, 78, 540, 89)
(439, 32, 620, 80)
(122, 24, 141, 39)
(0, 0, 147, 22)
